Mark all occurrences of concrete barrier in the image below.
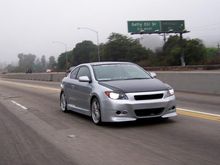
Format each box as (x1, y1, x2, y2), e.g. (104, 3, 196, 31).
(156, 71, 220, 95)
(144, 64, 220, 71)
(1, 71, 220, 95)
(0, 72, 66, 82)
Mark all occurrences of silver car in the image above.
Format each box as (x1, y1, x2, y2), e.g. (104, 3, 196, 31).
(60, 62, 176, 125)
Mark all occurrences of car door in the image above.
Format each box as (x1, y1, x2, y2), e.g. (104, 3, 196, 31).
(64, 67, 79, 107)
(72, 66, 92, 113)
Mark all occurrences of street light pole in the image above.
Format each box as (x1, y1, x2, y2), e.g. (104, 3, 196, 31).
(77, 27, 100, 62)
(52, 41, 68, 70)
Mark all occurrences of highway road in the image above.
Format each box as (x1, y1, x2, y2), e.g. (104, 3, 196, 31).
(0, 78, 220, 165)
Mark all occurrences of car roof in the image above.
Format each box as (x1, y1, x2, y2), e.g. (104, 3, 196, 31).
(83, 61, 133, 66)
(69, 62, 135, 69)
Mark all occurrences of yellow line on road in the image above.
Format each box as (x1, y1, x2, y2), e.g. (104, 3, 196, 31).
(0, 80, 60, 92)
(177, 108, 220, 122)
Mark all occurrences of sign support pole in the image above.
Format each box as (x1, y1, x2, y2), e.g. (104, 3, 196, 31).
(180, 33, 186, 66)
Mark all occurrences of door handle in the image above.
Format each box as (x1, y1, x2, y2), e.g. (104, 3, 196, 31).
(71, 84, 76, 88)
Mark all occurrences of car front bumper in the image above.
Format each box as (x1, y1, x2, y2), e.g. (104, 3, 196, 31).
(100, 94, 177, 122)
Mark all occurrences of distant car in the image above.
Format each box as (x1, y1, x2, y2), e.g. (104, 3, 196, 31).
(46, 69, 52, 73)
(60, 62, 176, 125)
(1, 71, 7, 74)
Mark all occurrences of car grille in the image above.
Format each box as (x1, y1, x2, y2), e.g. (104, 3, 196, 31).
(134, 94, 163, 100)
(135, 108, 164, 117)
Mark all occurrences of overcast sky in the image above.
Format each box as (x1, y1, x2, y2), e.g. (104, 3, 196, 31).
(0, 0, 220, 64)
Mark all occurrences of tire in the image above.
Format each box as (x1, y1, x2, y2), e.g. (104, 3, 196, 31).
(60, 92, 68, 112)
(91, 98, 102, 125)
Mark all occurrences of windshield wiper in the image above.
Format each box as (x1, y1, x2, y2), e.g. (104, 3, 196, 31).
(123, 77, 150, 80)
(98, 79, 113, 82)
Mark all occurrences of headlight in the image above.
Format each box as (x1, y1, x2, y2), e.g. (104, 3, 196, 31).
(104, 91, 128, 100)
(169, 89, 174, 95)
(164, 88, 174, 98)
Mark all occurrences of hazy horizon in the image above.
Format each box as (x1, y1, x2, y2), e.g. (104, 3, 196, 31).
(0, 0, 220, 64)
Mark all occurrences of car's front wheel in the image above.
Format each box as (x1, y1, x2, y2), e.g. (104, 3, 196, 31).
(60, 92, 68, 112)
(91, 98, 102, 125)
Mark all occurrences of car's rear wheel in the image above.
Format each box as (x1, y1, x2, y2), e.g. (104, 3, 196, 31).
(60, 92, 68, 112)
(91, 98, 102, 125)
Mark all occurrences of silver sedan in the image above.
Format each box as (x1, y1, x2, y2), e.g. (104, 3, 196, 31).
(60, 62, 177, 125)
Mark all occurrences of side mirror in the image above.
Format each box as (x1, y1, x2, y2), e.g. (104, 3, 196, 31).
(78, 76, 91, 82)
(149, 72, 157, 78)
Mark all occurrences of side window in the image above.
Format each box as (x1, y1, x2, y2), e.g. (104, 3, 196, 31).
(70, 68, 79, 79)
(76, 66, 91, 79)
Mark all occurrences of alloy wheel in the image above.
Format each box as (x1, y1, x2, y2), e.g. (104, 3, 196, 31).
(91, 98, 102, 124)
(60, 93, 67, 112)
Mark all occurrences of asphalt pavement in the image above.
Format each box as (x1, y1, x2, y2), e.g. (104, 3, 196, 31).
(0, 98, 75, 165)
(0, 78, 220, 165)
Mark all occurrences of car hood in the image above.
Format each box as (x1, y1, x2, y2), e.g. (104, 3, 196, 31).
(99, 78, 169, 93)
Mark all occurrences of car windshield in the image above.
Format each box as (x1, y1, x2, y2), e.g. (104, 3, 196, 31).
(92, 64, 151, 81)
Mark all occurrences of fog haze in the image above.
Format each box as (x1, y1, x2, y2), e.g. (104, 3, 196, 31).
(0, 0, 220, 64)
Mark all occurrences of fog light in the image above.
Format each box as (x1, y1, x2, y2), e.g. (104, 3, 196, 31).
(168, 106, 176, 111)
(172, 106, 176, 109)
(122, 110, 128, 114)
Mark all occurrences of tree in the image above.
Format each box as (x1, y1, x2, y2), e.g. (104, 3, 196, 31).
(162, 35, 184, 65)
(205, 47, 220, 64)
(161, 35, 206, 66)
(184, 39, 206, 65)
(57, 51, 72, 70)
(33, 58, 42, 72)
(33, 55, 50, 72)
(48, 56, 57, 70)
(41, 55, 47, 70)
(72, 40, 97, 65)
(57, 52, 67, 70)
(102, 33, 150, 62)
(6, 64, 17, 73)
(17, 53, 36, 72)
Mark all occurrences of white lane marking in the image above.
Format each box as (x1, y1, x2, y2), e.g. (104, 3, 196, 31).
(11, 100, 28, 111)
(178, 108, 220, 117)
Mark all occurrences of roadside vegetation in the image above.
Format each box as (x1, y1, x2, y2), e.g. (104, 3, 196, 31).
(4, 33, 220, 73)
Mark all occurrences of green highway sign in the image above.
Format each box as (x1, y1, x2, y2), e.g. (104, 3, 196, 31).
(161, 20, 185, 32)
(128, 20, 185, 34)
(128, 21, 160, 33)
